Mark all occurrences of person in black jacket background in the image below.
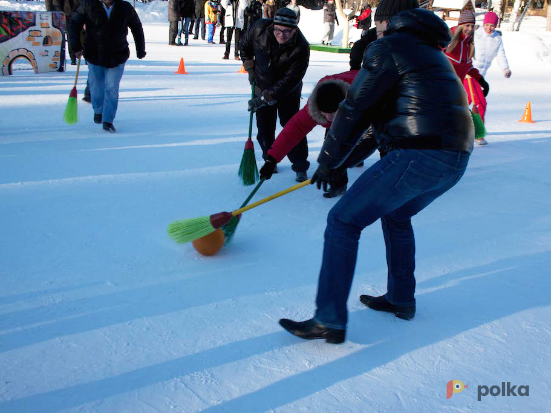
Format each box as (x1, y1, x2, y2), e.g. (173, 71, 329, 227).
(240, 7, 310, 182)
(279, 0, 474, 344)
(69, 0, 146, 133)
(193, 0, 207, 40)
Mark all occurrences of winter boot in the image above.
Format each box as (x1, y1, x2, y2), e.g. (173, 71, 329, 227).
(222, 53, 229, 59)
(359, 295, 416, 320)
(102, 122, 116, 133)
(323, 184, 347, 199)
(295, 171, 307, 183)
(177, 37, 183, 46)
(279, 318, 345, 344)
(93, 113, 102, 124)
(184, 38, 189, 46)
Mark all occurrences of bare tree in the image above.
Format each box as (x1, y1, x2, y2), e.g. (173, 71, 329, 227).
(335, 0, 360, 47)
(508, 0, 522, 30)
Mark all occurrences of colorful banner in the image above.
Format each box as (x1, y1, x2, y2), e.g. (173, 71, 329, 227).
(0, 10, 66, 75)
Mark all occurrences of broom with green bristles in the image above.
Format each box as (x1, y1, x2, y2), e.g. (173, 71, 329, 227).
(238, 81, 259, 186)
(466, 76, 486, 140)
(63, 58, 81, 125)
(168, 179, 311, 244)
(222, 177, 265, 245)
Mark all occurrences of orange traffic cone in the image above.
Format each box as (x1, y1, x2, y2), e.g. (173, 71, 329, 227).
(175, 57, 189, 74)
(518, 102, 535, 123)
(238, 64, 247, 74)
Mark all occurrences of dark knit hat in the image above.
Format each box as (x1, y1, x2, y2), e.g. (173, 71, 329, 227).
(316, 83, 345, 113)
(374, 0, 419, 22)
(458, 10, 475, 25)
(273, 7, 298, 28)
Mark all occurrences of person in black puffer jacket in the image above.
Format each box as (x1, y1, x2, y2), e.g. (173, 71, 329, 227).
(69, 0, 146, 133)
(240, 7, 311, 182)
(279, 1, 474, 344)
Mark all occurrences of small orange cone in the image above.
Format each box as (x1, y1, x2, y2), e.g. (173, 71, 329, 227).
(174, 57, 189, 74)
(519, 102, 535, 123)
(238, 64, 247, 74)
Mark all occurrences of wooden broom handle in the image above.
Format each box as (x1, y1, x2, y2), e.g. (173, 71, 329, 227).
(73, 58, 81, 88)
(466, 75, 478, 114)
(232, 179, 311, 216)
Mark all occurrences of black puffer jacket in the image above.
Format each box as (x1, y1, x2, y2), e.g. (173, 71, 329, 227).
(69, 0, 145, 68)
(320, 8, 474, 168)
(240, 19, 309, 100)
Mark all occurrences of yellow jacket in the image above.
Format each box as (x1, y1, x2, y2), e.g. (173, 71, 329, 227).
(205, 1, 220, 24)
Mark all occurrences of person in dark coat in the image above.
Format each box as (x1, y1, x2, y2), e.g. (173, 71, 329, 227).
(69, 0, 146, 133)
(240, 7, 311, 182)
(243, 0, 262, 32)
(168, 0, 183, 45)
(279, 0, 474, 344)
(321, 0, 338, 45)
(193, 0, 207, 39)
(177, 0, 195, 45)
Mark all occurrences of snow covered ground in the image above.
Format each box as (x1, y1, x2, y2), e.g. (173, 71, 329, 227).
(1, 1, 551, 412)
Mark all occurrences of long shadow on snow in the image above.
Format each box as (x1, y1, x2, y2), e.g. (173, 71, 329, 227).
(1, 251, 549, 412)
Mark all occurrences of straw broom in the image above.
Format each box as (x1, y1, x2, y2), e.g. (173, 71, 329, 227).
(168, 179, 311, 244)
(238, 82, 259, 186)
(63, 58, 81, 125)
(466, 76, 486, 140)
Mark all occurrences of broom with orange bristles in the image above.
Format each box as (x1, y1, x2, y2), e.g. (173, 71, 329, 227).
(63, 58, 81, 125)
(168, 179, 311, 244)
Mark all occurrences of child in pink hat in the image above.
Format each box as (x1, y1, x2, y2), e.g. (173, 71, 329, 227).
(473, 12, 511, 78)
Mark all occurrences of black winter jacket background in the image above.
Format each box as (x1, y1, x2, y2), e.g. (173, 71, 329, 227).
(320, 8, 474, 168)
(69, 0, 145, 68)
(240, 19, 309, 100)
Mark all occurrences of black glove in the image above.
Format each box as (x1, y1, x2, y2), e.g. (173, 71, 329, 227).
(248, 96, 266, 112)
(243, 60, 255, 84)
(259, 155, 277, 180)
(478, 77, 489, 97)
(311, 163, 337, 192)
(137, 51, 146, 59)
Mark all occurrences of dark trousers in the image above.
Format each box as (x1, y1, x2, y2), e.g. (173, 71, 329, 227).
(219, 10, 225, 42)
(193, 18, 206, 39)
(169, 21, 178, 44)
(225, 27, 241, 57)
(255, 90, 309, 172)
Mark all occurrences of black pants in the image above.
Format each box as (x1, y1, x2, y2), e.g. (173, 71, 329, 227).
(255, 90, 309, 172)
(193, 18, 206, 39)
(225, 27, 241, 57)
(219, 10, 225, 42)
(169, 21, 178, 44)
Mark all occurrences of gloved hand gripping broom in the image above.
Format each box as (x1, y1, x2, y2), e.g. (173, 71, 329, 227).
(168, 179, 311, 244)
(238, 81, 259, 186)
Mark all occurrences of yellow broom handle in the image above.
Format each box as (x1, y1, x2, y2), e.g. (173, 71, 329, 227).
(232, 179, 311, 216)
(73, 58, 81, 88)
(466, 75, 475, 102)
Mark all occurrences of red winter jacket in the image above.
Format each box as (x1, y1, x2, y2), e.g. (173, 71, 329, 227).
(268, 70, 358, 163)
(444, 26, 481, 81)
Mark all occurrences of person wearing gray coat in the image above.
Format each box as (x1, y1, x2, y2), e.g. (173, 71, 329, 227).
(193, 0, 207, 40)
(168, 0, 185, 45)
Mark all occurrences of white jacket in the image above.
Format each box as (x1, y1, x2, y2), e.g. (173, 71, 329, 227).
(222, 0, 248, 29)
(473, 26, 509, 77)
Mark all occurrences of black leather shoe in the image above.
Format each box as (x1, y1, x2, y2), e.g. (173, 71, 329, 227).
(323, 184, 346, 198)
(359, 295, 416, 320)
(102, 122, 116, 133)
(93, 113, 102, 124)
(279, 318, 345, 344)
(295, 171, 307, 182)
(83, 96, 91, 103)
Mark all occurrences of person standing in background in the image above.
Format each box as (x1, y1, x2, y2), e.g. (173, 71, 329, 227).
(168, 0, 184, 45)
(286, 0, 300, 23)
(205, 0, 220, 43)
(177, 0, 195, 45)
(473, 12, 511, 78)
(263, 0, 276, 19)
(69, 0, 146, 133)
(193, 0, 207, 40)
(222, 0, 248, 59)
(321, 0, 338, 45)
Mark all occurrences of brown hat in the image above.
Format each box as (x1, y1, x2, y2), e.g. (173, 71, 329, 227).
(458, 10, 475, 25)
(374, 0, 419, 22)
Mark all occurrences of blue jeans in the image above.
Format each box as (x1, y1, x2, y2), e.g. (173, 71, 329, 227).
(207, 23, 216, 43)
(313, 149, 470, 329)
(178, 17, 192, 39)
(194, 18, 206, 39)
(87, 62, 125, 124)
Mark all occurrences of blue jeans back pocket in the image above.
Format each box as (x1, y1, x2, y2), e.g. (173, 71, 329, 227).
(395, 160, 445, 198)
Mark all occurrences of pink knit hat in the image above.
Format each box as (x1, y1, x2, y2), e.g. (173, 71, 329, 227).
(483, 12, 499, 26)
(458, 10, 475, 25)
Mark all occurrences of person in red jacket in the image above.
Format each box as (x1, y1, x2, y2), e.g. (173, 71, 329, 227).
(259, 69, 377, 198)
(444, 10, 489, 144)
